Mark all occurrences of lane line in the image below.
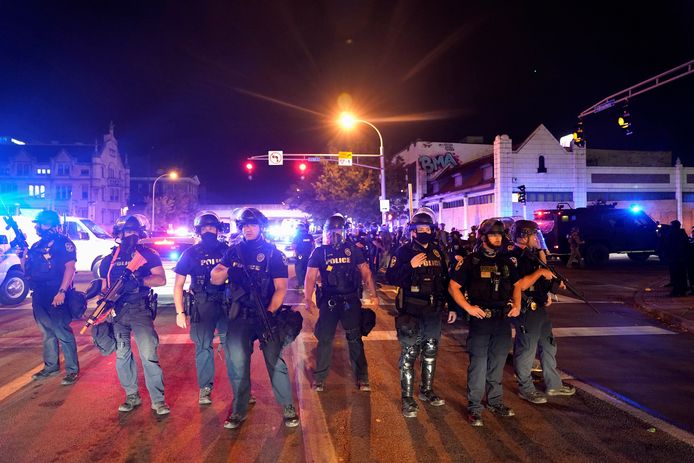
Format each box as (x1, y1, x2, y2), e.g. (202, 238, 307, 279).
(551, 326, 675, 337)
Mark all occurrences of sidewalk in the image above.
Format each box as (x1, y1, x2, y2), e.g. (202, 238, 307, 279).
(633, 279, 694, 332)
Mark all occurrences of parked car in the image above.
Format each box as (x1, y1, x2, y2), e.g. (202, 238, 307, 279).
(0, 225, 28, 305)
(140, 231, 196, 261)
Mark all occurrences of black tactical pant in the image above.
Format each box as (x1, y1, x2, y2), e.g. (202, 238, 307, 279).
(189, 292, 226, 389)
(511, 306, 562, 393)
(397, 306, 442, 398)
(313, 295, 368, 383)
(32, 285, 79, 375)
(295, 254, 309, 287)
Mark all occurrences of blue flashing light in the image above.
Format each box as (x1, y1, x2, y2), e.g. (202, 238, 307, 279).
(630, 205, 642, 213)
(169, 251, 180, 260)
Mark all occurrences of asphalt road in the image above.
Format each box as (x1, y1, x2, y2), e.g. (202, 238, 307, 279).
(1, 257, 694, 462)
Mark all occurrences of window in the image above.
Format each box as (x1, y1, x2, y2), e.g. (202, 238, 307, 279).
(65, 221, 89, 240)
(0, 167, 10, 176)
(56, 185, 72, 200)
(537, 155, 547, 174)
(57, 164, 70, 176)
(109, 188, 119, 202)
(36, 168, 51, 175)
(82, 185, 89, 200)
(78, 208, 89, 217)
(468, 193, 494, 205)
(444, 199, 465, 209)
(80, 168, 89, 176)
(0, 183, 17, 193)
(29, 184, 46, 198)
(17, 164, 30, 176)
(527, 192, 573, 202)
(108, 166, 115, 178)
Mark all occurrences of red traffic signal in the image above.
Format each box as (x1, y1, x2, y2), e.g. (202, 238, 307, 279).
(245, 161, 254, 180)
(299, 162, 307, 172)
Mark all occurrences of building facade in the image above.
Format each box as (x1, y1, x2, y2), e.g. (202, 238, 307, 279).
(394, 124, 694, 232)
(0, 126, 129, 227)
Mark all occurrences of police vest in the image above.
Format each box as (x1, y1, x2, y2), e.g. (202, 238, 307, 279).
(320, 244, 360, 296)
(406, 244, 446, 300)
(227, 242, 276, 310)
(510, 247, 551, 302)
(466, 253, 514, 308)
(26, 238, 61, 284)
(188, 243, 227, 293)
(106, 245, 152, 300)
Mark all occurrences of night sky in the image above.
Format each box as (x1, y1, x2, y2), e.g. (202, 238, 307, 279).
(1, 1, 693, 202)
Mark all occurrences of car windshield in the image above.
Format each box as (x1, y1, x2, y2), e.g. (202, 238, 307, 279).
(81, 219, 112, 239)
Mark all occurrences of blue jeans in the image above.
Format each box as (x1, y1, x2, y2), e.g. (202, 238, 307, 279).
(225, 316, 293, 416)
(314, 297, 368, 382)
(189, 294, 226, 389)
(467, 316, 512, 414)
(512, 307, 562, 392)
(113, 303, 165, 402)
(32, 287, 79, 374)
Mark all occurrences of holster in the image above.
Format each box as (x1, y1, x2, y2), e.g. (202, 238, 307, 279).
(145, 289, 158, 320)
(184, 290, 201, 323)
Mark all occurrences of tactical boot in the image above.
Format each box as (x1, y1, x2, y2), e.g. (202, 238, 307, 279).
(283, 405, 300, 427)
(199, 386, 212, 405)
(518, 389, 547, 404)
(61, 373, 79, 386)
(419, 389, 445, 406)
(357, 380, 371, 392)
(151, 401, 171, 415)
(547, 385, 576, 396)
(118, 394, 142, 412)
(32, 368, 60, 381)
(312, 380, 325, 392)
(487, 403, 515, 417)
(224, 413, 247, 429)
(402, 397, 419, 418)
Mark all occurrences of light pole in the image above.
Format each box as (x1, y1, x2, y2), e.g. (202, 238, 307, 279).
(338, 113, 388, 224)
(151, 171, 178, 232)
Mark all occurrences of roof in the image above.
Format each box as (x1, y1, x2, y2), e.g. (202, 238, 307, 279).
(423, 154, 494, 198)
(0, 143, 98, 164)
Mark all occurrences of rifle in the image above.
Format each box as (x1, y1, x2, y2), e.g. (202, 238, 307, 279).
(80, 252, 147, 334)
(1, 201, 29, 258)
(236, 251, 279, 345)
(528, 252, 601, 314)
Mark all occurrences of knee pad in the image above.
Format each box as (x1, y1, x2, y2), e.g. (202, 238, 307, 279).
(422, 338, 439, 359)
(399, 344, 421, 369)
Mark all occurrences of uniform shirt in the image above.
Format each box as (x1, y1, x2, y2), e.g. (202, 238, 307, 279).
(386, 240, 448, 300)
(174, 241, 229, 293)
(220, 238, 288, 309)
(308, 242, 365, 295)
(26, 234, 77, 285)
(450, 249, 519, 309)
(99, 244, 162, 295)
(292, 231, 315, 257)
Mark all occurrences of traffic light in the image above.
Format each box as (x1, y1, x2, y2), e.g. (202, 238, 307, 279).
(572, 119, 585, 147)
(518, 184, 526, 204)
(298, 161, 307, 180)
(245, 161, 254, 180)
(617, 102, 633, 136)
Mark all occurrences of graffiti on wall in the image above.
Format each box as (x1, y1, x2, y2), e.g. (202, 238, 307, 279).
(418, 152, 458, 174)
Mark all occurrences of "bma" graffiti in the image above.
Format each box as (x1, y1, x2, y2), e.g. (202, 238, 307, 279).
(418, 153, 457, 174)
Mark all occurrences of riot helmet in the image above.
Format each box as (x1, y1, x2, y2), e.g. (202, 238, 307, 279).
(235, 207, 269, 230)
(510, 219, 547, 250)
(409, 207, 437, 244)
(194, 211, 222, 234)
(477, 219, 505, 251)
(323, 213, 346, 246)
(113, 214, 149, 239)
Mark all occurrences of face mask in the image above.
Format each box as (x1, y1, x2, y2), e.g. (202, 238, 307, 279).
(37, 227, 57, 239)
(120, 234, 139, 251)
(415, 232, 434, 244)
(201, 232, 218, 247)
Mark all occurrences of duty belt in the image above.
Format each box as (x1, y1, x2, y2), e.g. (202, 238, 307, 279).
(324, 292, 359, 310)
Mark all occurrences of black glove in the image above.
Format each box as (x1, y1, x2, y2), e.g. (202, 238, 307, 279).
(121, 269, 141, 293)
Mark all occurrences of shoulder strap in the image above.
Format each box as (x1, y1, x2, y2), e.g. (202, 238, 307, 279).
(107, 246, 121, 289)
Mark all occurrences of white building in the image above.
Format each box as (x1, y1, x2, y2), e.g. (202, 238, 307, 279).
(394, 124, 692, 232)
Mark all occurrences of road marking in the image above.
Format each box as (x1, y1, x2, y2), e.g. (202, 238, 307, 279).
(0, 342, 92, 404)
(0, 306, 33, 311)
(569, 377, 694, 447)
(551, 326, 675, 337)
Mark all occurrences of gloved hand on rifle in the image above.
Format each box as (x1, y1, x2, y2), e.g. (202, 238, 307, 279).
(121, 269, 143, 293)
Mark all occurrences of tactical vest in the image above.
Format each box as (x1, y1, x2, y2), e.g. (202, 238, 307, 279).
(320, 243, 360, 296)
(107, 245, 151, 301)
(406, 244, 446, 300)
(466, 252, 514, 309)
(513, 247, 551, 302)
(188, 243, 227, 293)
(227, 241, 275, 310)
(26, 239, 61, 284)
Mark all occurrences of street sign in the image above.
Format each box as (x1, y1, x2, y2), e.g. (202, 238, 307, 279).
(338, 151, 353, 166)
(268, 150, 283, 165)
(380, 199, 390, 212)
(307, 157, 322, 162)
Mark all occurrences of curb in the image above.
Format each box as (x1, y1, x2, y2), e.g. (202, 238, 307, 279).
(632, 280, 694, 333)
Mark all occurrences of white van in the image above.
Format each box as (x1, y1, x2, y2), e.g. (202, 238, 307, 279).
(8, 215, 115, 277)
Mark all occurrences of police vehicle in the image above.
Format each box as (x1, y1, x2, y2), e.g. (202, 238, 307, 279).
(533, 203, 660, 265)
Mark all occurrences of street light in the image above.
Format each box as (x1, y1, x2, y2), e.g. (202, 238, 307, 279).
(151, 171, 178, 233)
(338, 112, 388, 224)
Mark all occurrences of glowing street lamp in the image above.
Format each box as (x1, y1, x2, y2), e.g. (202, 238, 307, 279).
(151, 171, 178, 233)
(338, 112, 388, 224)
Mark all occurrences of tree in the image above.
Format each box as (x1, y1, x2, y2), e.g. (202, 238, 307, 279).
(145, 193, 199, 231)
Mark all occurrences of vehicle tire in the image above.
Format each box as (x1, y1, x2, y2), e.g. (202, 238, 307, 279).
(627, 252, 650, 262)
(559, 255, 569, 265)
(0, 269, 29, 305)
(586, 244, 609, 266)
(91, 257, 104, 279)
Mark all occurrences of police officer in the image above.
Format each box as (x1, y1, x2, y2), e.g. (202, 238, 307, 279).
(173, 211, 229, 405)
(210, 208, 299, 429)
(303, 214, 380, 391)
(292, 222, 314, 290)
(448, 219, 522, 427)
(26, 210, 79, 385)
(507, 220, 576, 403)
(386, 207, 456, 418)
(99, 214, 169, 415)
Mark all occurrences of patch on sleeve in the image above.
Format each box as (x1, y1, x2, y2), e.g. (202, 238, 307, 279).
(65, 242, 75, 253)
(281, 253, 288, 266)
(389, 256, 397, 267)
(454, 257, 464, 272)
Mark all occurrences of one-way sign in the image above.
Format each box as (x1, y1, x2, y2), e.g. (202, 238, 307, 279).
(268, 151, 284, 165)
